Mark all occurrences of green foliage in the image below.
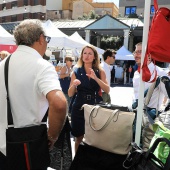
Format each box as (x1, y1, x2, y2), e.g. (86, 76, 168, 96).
(78, 10, 99, 20)
(100, 36, 124, 50)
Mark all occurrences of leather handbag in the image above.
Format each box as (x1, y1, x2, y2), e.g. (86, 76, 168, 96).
(142, 0, 170, 82)
(82, 104, 135, 155)
(123, 138, 170, 170)
(5, 55, 50, 170)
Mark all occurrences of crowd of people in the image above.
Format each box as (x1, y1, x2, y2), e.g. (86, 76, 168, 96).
(0, 18, 170, 170)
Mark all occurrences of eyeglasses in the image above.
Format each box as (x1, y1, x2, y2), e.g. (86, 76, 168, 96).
(111, 55, 115, 59)
(68, 60, 74, 62)
(133, 50, 142, 55)
(44, 36, 51, 43)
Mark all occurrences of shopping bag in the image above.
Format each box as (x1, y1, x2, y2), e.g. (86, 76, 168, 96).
(149, 121, 170, 164)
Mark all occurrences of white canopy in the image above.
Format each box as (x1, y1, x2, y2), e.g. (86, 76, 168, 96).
(115, 46, 134, 60)
(42, 20, 85, 50)
(70, 32, 104, 55)
(0, 25, 15, 45)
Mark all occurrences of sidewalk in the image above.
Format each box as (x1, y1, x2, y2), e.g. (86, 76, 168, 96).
(111, 82, 133, 88)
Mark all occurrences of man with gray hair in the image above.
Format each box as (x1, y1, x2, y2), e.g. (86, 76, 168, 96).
(0, 19, 67, 169)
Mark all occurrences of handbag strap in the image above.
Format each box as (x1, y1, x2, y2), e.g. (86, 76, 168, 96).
(89, 106, 119, 131)
(146, 137, 170, 170)
(4, 55, 13, 125)
(144, 77, 160, 124)
(154, 0, 158, 11)
(4, 55, 48, 125)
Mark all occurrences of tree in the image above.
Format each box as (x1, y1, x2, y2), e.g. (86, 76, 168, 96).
(78, 10, 99, 20)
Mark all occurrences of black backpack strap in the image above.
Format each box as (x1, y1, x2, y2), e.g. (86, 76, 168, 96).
(4, 55, 13, 125)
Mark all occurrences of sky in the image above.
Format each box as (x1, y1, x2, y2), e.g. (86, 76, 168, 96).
(93, 0, 119, 7)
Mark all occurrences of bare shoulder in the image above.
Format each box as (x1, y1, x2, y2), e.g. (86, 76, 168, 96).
(99, 68, 106, 75)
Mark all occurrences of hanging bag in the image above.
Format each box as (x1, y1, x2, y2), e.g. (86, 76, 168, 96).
(142, 0, 170, 82)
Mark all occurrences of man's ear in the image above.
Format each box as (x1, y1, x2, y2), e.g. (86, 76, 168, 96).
(38, 34, 45, 45)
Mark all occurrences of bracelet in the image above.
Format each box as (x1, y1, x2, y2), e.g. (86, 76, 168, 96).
(48, 135, 58, 142)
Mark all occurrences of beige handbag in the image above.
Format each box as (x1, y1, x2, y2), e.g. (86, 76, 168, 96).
(83, 104, 135, 155)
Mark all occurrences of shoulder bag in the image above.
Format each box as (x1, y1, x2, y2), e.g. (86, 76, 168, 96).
(82, 104, 135, 155)
(123, 137, 170, 170)
(5, 56, 50, 170)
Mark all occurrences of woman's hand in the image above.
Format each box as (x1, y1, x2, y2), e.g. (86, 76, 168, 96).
(73, 79, 81, 87)
(86, 68, 97, 80)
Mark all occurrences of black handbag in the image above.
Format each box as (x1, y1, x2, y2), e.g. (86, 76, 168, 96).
(70, 143, 127, 170)
(5, 55, 50, 170)
(123, 138, 170, 170)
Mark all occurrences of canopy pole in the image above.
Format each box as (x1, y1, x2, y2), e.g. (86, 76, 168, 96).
(135, 0, 151, 146)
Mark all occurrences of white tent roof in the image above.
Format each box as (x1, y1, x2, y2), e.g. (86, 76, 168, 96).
(70, 32, 104, 55)
(42, 20, 85, 50)
(0, 25, 15, 45)
(115, 46, 134, 60)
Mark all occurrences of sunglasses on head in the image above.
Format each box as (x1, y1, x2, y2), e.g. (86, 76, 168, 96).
(44, 35, 51, 43)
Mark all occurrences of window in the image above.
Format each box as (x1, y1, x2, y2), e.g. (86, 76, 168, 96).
(11, 15, 17, 22)
(33, 13, 38, 19)
(2, 4, 6, 10)
(125, 6, 136, 15)
(2, 16, 5, 22)
(24, 0, 28, 6)
(23, 13, 28, 19)
(150, 5, 155, 14)
(11, 1, 17, 8)
(34, 0, 39, 5)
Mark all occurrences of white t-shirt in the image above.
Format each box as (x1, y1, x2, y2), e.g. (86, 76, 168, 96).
(133, 62, 168, 109)
(0, 45, 61, 155)
(100, 61, 111, 86)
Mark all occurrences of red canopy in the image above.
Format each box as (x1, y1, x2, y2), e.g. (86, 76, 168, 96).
(0, 45, 17, 53)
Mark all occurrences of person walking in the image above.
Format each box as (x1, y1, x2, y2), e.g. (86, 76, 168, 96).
(68, 45, 110, 153)
(101, 49, 116, 103)
(0, 19, 67, 170)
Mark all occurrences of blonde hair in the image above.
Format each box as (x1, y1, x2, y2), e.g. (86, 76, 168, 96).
(77, 45, 101, 70)
(0, 50, 10, 60)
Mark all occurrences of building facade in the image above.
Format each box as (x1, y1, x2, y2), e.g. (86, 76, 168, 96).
(0, 0, 119, 23)
(0, 0, 46, 23)
(119, 0, 170, 17)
